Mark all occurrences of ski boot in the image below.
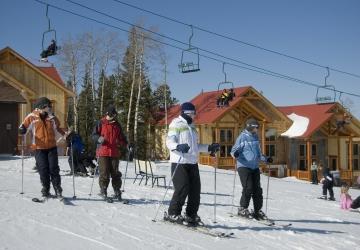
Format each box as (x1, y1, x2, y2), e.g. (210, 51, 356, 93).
(319, 195, 327, 200)
(54, 186, 63, 198)
(237, 207, 253, 219)
(41, 186, 51, 198)
(253, 210, 268, 221)
(164, 212, 184, 224)
(183, 214, 203, 226)
(328, 197, 336, 201)
(114, 190, 122, 201)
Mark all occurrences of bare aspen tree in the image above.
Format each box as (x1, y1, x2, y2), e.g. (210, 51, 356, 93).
(126, 28, 138, 137)
(58, 35, 82, 132)
(99, 31, 122, 114)
(134, 34, 145, 144)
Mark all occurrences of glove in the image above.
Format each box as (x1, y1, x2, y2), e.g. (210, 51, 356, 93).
(266, 157, 273, 164)
(233, 150, 240, 158)
(128, 143, 134, 152)
(208, 143, 220, 155)
(176, 143, 190, 153)
(98, 136, 105, 145)
(19, 124, 27, 135)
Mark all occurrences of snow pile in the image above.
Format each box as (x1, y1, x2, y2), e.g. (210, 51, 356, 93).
(281, 113, 309, 138)
(0, 155, 359, 250)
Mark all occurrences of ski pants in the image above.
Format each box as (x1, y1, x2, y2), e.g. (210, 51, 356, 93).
(311, 170, 318, 184)
(168, 163, 201, 217)
(322, 180, 334, 198)
(237, 167, 263, 212)
(35, 147, 61, 192)
(351, 196, 360, 209)
(98, 156, 122, 192)
(68, 148, 87, 174)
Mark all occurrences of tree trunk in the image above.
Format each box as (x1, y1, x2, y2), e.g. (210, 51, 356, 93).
(134, 36, 144, 145)
(126, 37, 138, 140)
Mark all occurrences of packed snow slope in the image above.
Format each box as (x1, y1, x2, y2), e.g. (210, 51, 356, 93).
(0, 155, 359, 250)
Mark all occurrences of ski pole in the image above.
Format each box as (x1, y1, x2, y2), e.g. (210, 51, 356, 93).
(152, 156, 182, 222)
(265, 164, 271, 214)
(20, 135, 25, 195)
(89, 159, 99, 196)
(213, 155, 217, 223)
(121, 147, 132, 192)
(230, 162, 237, 215)
(71, 140, 76, 199)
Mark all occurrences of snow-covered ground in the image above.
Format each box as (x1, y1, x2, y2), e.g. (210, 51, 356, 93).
(0, 155, 359, 250)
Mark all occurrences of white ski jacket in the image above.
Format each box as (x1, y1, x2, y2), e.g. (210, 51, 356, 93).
(166, 115, 209, 164)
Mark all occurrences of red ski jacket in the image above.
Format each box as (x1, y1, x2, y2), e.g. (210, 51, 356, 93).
(93, 118, 127, 157)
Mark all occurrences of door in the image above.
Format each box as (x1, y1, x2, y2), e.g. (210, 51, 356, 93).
(0, 103, 18, 154)
(329, 156, 337, 171)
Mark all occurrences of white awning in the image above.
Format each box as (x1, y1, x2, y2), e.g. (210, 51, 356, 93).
(281, 113, 309, 138)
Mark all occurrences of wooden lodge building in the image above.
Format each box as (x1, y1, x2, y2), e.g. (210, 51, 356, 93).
(0, 47, 75, 155)
(155, 86, 360, 185)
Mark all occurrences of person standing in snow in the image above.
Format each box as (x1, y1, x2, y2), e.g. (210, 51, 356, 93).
(92, 105, 127, 201)
(319, 166, 335, 201)
(165, 102, 220, 225)
(230, 117, 272, 220)
(18, 97, 65, 198)
(310, 161, 318, 184)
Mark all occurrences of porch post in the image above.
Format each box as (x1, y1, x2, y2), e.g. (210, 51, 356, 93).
(261, 121, 265, 154)
(349, 136, 353, 183)
(337, 137, 340, 171)
(307, 140, 311, 181)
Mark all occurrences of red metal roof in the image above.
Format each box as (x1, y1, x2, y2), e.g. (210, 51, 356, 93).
(158, 86, 250, 125)
(37, 66, 65, 86)
(277, 103, 336, 138)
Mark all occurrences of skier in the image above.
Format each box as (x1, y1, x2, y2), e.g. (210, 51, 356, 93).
(92, 105, 127, 201)
(164, 102, 220, 225)
(66, 128, 87, 176)
(18, 97, 65, 198)
(319, 166, 335, 201)
(230, 117, 273, 220)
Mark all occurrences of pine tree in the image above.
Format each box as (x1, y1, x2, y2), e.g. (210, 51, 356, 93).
(77, 65, 96, 154)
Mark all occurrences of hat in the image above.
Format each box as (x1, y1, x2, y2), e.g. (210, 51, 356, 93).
(245, 118, 259, 130)
(181, 102, 196, 114)
(106, 105, 117, 117)
(35, 97, 51, 109)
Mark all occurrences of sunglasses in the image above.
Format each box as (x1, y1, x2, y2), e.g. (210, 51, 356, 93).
(183, 111, 196, 115)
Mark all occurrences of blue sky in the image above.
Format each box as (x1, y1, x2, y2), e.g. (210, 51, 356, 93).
(1, 0, 359, 118)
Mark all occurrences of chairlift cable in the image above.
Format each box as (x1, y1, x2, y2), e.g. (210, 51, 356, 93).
(110, 0, 360, 79)
(33, 0, 360, 99)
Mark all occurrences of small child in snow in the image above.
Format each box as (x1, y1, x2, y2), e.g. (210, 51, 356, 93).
(340, 184, 352, 209)
(340, 183, 360, 211)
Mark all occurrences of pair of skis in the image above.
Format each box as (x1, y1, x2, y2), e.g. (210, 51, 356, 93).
(229, 213, 292, 228)
(161, 212, 234, 238)
(103, 196, 129, 204)
(31, 195, 73, 205)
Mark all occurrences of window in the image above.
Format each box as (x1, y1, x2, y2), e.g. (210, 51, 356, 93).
(265, 128, 276, 159)
(218, 129, 234, 157)
(311, 144, 317, 156)
(354, 144, 359, 156)
(353, 143, 360, 170)
(299, 144, 307, 170)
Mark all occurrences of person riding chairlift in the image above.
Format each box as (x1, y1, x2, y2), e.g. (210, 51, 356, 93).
(40, 40, 58, 62)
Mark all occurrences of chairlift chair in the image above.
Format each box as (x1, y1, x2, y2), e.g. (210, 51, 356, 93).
(41, 5, 59, 60)
(315, 67, 336, 104)
(217, 63, 234, 91)
(178, 25, 200, 73)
